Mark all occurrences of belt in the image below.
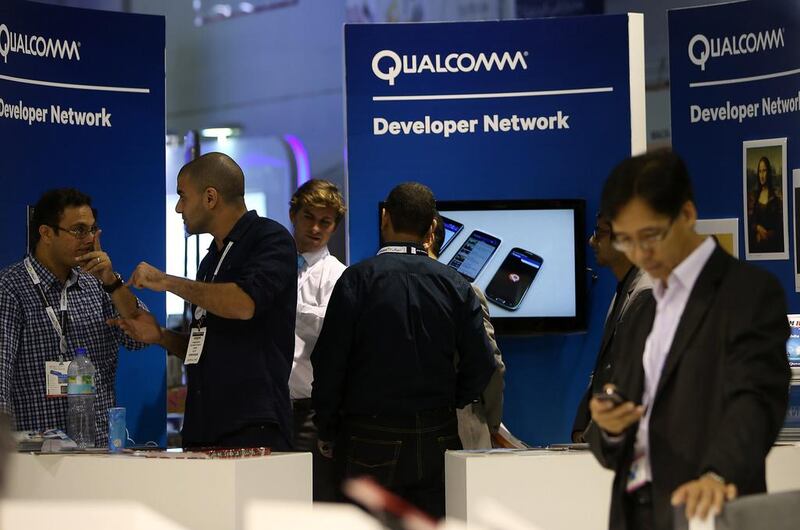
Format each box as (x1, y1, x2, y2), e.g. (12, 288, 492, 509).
(292, 398, 313, 410)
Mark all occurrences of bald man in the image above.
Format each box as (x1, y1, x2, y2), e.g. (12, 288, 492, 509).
(111, 152, 297, 450)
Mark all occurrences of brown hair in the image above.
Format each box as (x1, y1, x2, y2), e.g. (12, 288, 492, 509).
(290, 179, 346, 224)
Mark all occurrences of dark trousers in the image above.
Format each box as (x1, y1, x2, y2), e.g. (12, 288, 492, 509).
(335, 408, 461, 519)
(292, 398, 339, 502)
(184, 422, 291, 451)
(624, 483, 655, 530)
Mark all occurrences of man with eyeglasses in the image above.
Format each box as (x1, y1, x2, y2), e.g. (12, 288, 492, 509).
(0, 188, 148, 446)
(585, 150, 790, 530)
(570, 213, 653, 443)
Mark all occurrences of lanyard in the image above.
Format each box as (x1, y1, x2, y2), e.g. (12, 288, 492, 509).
(194, 241, 234, 324)
(24, 257, 69, 359)
(377, 244, 426, 256)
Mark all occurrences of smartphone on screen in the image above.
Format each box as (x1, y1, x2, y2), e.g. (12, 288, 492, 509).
(438, 215, 464, 254)
(447, 230, 501, 282)
(484, 248, 543, 310)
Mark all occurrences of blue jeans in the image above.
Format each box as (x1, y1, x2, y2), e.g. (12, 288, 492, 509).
(335, 407, 461, 519)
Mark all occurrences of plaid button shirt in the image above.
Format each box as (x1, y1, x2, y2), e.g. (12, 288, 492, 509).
(0, 256, 147, 446)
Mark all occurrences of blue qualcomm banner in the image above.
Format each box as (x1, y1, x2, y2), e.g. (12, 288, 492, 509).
(669, 0, 800, 307)
(0, 0, 166, 445)
(344, 15, 645, 444)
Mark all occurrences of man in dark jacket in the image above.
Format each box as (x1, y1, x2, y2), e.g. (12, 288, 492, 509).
(587, 150, 790, 530)
(311, 182, 495, 518)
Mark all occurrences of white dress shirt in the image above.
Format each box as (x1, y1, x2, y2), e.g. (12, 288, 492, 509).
(632, 236, 715, 484)
(289, 246, 346, 399)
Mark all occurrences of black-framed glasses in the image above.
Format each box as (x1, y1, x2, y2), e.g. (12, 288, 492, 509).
(50, 224, 99, 239)
(611, 217, 676, 253)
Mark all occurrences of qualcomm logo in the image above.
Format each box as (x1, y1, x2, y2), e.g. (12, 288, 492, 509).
(0, 23, 81, 65)
(688, 28, 784, 71)
(372, 49, 529, 86)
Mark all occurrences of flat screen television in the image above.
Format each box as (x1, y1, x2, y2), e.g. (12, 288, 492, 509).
(379, 199, 587, 334)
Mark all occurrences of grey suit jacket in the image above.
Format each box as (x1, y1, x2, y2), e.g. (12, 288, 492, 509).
(456, 286, 505, 449)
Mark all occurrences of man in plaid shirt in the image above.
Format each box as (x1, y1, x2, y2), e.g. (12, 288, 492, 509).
(0, 189, 148, 446)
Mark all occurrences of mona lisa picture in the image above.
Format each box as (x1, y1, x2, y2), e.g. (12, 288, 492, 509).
(743, 138, 788, 261)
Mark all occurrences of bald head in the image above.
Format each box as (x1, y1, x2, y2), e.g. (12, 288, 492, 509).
(179, 152, 245, 204)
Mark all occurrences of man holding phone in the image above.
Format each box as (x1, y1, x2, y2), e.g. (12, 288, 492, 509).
(586, 150, 790, 530)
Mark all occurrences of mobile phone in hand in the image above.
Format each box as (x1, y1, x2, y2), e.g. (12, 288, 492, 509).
(593, 386, 629, 406)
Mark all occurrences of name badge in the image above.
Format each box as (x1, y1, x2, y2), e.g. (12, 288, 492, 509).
(626, 452, 651, 492)
(184, 327, 207, 365)
(45, 361, 71, 398)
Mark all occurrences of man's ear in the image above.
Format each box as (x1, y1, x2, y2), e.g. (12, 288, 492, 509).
(380, 208, 389, 231)
(38, 224, 53, 245)
(204, 187, 219, 209)
(681, 200, 698, 226)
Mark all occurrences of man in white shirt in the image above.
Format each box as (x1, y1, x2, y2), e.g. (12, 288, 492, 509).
(289, 179, 346, 501)
(587, 150, 790, 530)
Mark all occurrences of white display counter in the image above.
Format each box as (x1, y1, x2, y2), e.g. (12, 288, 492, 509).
(5, 451, 312, 530)
(445, 444, 800, 530)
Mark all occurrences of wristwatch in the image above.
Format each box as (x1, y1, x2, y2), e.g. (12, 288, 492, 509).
(103, 272, 124, 294)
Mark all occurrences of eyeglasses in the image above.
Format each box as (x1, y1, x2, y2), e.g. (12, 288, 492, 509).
(50, 224, 99, 239)
(611, 217, 676, 253)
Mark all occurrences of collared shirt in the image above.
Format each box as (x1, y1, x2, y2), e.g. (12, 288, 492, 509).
(0, 255, 147, 446)
(634, 236, 715, 480)
(289, 246, 346, 400)
(183, 210, 297, 445)
(311, 242, 496, 441)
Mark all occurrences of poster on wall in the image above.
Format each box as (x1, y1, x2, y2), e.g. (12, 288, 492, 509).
(794, 170, 800, 291)
(344, 13, 645, 444)
(696, 218, 738, 257)
(742, 138, 788, 260)
(669, 0, 800, 304)
(0, 0, 167, 445)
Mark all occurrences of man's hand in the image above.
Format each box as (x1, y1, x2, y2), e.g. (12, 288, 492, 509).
(107, 310, 163, 344)
(318, 439, 334, 459)
(76, 230, 116, 286)
(671, 474, 737, 521)
(589, 385, 644, 436)
(128, 262, 169, 292)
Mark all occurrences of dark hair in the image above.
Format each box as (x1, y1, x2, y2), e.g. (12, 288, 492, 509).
(290, 179, 346, 223)
(430, 213, 445, 257)
(384, 182, 436, 238)
(600, 149, 694, 221)
(179, 152, 245, 203)
(756, 156, 775, 198)
(30, 188, 94, 248)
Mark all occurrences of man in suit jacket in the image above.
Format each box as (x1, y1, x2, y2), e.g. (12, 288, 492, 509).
(572, 213, 653, 442)
(586, 150, 790, 530)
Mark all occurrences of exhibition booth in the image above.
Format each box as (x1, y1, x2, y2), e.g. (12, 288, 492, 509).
(1, 0, 799, 528)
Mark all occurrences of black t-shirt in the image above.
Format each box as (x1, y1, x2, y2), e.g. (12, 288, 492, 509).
(183, 210, 297, 445)
(311, 242, 496, 441)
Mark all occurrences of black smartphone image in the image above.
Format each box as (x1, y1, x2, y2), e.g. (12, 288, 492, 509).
(485, 248, 543, 310)
(438, 215, 464, 254)
(447, 230, 501, 282)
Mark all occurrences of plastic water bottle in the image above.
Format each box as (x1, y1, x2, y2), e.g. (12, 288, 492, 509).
(67, 348, 96, 448)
